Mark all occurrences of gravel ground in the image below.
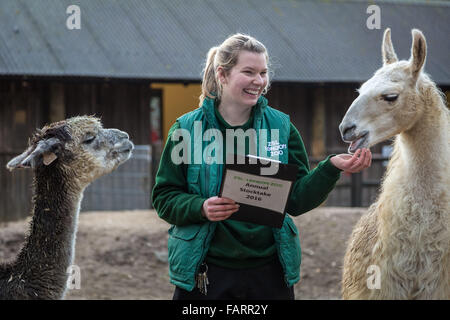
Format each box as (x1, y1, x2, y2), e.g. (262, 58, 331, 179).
(0, 207, 366, 300)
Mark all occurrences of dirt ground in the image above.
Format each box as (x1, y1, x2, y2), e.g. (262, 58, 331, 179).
(0, 207, 366, 300)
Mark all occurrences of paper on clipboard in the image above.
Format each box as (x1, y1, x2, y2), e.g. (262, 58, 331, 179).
(220, 169, 293, 213)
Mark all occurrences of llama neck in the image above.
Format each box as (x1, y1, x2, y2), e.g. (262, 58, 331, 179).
(14, 166, 84, 299)
(380, 86, 449, 224)
(375, 92, 450, 298)
(396, 94, 449, 195)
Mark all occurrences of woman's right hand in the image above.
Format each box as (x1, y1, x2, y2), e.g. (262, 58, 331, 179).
(202, 196, 240, 221)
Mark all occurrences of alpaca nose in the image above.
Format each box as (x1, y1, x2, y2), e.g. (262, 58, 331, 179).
(340, 124, 357, 142)
(118, 130, 129, 141)
(110, 129, 129, 141)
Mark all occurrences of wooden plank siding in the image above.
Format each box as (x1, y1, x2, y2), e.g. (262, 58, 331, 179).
(1, 79, 151, 222)
(0, 80, 45, 222)
(2, 79, 448, 221)
(64, 82, 151, 145)
(265, 83, 312, 155)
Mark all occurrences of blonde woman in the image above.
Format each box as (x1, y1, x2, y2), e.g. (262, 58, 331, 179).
(152, 34, 371, 299)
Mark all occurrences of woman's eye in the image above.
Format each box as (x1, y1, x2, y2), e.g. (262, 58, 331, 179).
(83, 136, 96, 144)
(382, 94, 398, 102)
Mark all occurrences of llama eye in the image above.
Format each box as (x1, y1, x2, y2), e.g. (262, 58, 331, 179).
(83, 136, 96, 144)
(382, 94, 398, 102)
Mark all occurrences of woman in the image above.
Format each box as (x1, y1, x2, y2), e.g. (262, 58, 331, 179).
(152, 34, 371, 300)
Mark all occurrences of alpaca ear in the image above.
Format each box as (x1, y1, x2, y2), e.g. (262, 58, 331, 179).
(409, 29, 427, 81)
(7, 138, 61, 171)
(6, 145, 35, 171)
(382, 28, 398, 65)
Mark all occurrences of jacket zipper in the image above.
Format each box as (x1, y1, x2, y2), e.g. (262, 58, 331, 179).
(194, 161, 222, 287)
(194, 163, 211, 285)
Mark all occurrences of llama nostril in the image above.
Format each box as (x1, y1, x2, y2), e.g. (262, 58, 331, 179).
(342, 125, 357, 141)
(121, 131, 129, 140)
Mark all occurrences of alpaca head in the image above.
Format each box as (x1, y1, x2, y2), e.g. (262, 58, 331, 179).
(6, 116, 134, 187)
(339, 28, 427, 153)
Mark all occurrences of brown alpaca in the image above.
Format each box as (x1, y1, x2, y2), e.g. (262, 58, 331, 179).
(340, 29, 449, 299)
(0, 116, 134, 299)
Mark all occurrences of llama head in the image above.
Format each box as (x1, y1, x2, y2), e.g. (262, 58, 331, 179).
(339, 28, 427, 153)
(7, 116, 134, 187)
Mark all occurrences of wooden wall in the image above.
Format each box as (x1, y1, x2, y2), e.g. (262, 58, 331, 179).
(0, 80, 45, 222)
(0, 79, 151, 222)
(266, 83, 313, 154)
(2, 79, 448, 221)
(64, 82, 151, 145)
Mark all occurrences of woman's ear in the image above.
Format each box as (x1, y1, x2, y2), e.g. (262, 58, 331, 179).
(217, 66, 227, 85)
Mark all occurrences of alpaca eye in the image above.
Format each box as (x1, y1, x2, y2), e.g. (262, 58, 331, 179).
(382, 94, 398, 102)
(83, 136, 96, 144)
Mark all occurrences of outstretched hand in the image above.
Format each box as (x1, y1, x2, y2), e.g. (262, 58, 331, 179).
(330, 148, 372, 173)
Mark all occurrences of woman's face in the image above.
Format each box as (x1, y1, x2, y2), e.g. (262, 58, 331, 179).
(219, 51, 268, 108)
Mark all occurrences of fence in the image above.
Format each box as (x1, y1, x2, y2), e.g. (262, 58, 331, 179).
(80, 145, 151, 211)
(0, 152, 33, 222)
(311, 153, 389, 207)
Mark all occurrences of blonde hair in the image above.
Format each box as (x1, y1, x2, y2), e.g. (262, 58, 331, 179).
(199, 33, 271, 106)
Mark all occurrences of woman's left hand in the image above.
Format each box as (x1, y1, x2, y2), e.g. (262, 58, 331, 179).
(330, 148, 372, 173)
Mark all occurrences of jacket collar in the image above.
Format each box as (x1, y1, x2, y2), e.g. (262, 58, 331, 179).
(202, 95, 268, 128)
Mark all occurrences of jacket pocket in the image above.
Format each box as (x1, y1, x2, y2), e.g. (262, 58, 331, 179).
(279, 217, 301, 284)
(169, 224, 202, 241)
(286, 217, 299, 235)
(167, 223, 207, 288)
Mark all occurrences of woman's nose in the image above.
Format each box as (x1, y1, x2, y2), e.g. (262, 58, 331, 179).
(253, 74, 264, 85)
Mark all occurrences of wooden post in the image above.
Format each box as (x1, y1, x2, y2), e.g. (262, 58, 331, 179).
(311, 86, 326, 158)
(49, 83, 65, 123)
(351, 172, 363, 207)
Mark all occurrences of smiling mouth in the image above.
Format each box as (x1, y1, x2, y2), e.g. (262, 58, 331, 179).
(243, 89, 260, 96)
(348, 132, 369, 154)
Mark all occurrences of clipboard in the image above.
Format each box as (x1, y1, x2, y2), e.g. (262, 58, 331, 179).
(219, 154, 298, 228)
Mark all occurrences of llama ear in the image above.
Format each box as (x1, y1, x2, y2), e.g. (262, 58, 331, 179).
(7, 138, 61, 171)
(382, 28, 398, 65)
(409, 29, 427, 81)
(42, 152, 58, 166)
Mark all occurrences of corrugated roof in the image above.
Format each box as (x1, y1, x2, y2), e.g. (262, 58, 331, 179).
(0, 0, 449, 84)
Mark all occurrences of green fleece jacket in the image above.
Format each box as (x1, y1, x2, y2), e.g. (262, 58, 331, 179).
(152, 101, 342, 269)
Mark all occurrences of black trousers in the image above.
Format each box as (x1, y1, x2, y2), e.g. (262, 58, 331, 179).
(173, 259, 295, 300)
